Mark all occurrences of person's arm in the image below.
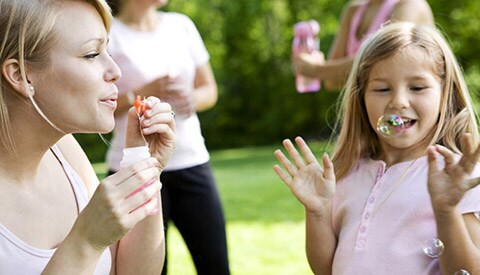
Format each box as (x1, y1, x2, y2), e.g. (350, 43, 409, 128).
(44, 136, 162, 274)
(293, 3, 356, 91)
(193, 62, 217, 112)
(273, 137, 337, 273)
(427, 136, 480, 273)
(390, 0, 434, 27)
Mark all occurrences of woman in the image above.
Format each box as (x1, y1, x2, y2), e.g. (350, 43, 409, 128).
(0, 0, 175, 273)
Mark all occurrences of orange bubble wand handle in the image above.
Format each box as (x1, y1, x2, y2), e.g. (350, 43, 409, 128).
(133, 95, 148, 145)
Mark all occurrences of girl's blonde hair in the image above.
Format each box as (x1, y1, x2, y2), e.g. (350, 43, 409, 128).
(0, 0, 112, 151)
(332, 22, 479, 180)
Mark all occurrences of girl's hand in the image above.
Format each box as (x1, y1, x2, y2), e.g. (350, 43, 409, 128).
(125, 96, 176, 170)
(74, 158, 162, 250)
(427, 133, 480, 215)
(273, 136, 335, 214)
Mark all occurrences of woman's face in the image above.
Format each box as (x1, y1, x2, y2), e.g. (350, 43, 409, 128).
(29, 1, 121, 134)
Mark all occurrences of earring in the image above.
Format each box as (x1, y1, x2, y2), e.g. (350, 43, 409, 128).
(28, 85, 35, 96)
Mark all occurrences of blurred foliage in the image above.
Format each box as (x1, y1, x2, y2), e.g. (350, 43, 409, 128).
(76, 0, 480, 162)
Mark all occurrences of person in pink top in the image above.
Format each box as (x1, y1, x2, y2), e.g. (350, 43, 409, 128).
(293, 0, 434, 91)
(0, 0, 176, 273)
(274, 22, 480, 274)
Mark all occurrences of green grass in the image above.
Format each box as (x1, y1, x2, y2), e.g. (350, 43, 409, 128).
(93, 140, 330, 274)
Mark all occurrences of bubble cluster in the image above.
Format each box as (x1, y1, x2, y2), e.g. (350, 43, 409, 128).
(454, 270, 470, 275)
(376, 114, 405, 138)
(422, 238, 444, 258)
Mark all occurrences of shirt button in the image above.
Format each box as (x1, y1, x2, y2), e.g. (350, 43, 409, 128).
(360, 226, 366, 233)
(364, 213, 370, 219)
(369, 197, 375, 203)
(356, 240, 366, 247)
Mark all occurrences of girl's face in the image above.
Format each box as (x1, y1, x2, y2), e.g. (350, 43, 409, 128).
(29, 1, 121, 134)
(364, 45, 442, 157)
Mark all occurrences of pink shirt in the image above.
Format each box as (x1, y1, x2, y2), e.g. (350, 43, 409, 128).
(332, 156, 480, 274)
(347, 0, 399, 57)
(0, 145, 111, 274)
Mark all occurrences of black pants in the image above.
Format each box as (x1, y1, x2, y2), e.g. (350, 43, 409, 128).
(160, 163, 230, 275)
(110, 163, 230, 274)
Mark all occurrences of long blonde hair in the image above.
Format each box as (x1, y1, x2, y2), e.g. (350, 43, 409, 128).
(332, 22, 479, 180)
(0, 0, 112, 151)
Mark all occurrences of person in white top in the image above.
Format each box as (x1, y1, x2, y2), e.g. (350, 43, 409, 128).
(0, 0, 176, 273)
(105, 0, 229, 274)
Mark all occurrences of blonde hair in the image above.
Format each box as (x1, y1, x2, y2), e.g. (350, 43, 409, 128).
(332, 22, 479, 180)
(0, 0, 112, 151)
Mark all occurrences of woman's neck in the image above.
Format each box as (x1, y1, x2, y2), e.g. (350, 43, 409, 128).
(117, 5, 160, 32)
(0, 104, 63, 182)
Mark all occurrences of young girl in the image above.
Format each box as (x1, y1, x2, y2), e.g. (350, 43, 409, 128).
(275, 22, 480, 274)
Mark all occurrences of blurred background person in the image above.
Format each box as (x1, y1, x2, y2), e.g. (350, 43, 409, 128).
(105, 0, 230, 274)
(293, 0, 434, 91)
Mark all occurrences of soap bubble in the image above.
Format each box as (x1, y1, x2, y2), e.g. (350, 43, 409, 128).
(423, 238, 444, 258)
(376, 114, 404, 138)
(454, 270, 470, 275)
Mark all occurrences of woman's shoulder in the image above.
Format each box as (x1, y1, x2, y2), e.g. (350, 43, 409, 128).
(159, 11, 195, 25)
(391, 0, 434, 26)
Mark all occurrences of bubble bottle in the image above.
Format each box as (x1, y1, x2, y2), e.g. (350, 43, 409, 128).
(293, 20, 320, 93)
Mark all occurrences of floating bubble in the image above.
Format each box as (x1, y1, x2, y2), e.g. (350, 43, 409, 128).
(423, 238, 444, 258)
(454, 270, 470, 275)
(376, 114, 405, 138)
(474, 212, 480, 220)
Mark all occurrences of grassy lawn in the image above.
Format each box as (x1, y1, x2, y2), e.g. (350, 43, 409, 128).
(93, 139, 330, 275)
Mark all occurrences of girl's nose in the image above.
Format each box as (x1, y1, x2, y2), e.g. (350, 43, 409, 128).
(388, 89, 410, 110)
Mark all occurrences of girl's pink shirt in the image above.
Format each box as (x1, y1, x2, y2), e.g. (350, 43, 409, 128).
(332, 156, 480, 274)
(347, 0, 400, 57)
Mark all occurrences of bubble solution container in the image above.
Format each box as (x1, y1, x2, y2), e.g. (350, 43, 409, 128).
(293, 20, 320, 93)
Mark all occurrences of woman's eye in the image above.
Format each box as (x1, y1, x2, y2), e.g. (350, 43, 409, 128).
(84, 53, 100, 59)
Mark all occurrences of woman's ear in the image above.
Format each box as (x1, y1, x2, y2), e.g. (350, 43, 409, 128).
(2, 58, 32, 97)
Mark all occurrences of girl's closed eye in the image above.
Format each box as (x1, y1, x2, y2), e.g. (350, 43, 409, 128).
(373, 87, 390, 92)
(410, 86, 428, 92)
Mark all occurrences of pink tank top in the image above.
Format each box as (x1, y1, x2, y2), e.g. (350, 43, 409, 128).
(347, 0, 400, 57)
(0, 145, 111, 274)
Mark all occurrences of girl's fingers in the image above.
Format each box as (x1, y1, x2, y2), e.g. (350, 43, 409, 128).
(283, 139, 306, 168)
(295, 136, 317, 165)
(466, 177, 480, 190)
(274, 149, 297, 176)
(427, 146, 440, 175)
(273, 164, 292, 186)
(458, 134, 480, 173)
(322, 153, 335, 182)
(434, 144, 456, 169)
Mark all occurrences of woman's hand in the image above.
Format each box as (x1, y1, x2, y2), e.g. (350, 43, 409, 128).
(428, 133, 480, 215)
(125, 96, 176, 170)
(273, 136, 335, 214)
(74, 158, 162, 251)
(292, 51, 325, 78)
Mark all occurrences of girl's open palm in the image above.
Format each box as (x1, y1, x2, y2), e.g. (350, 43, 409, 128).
(428, 133, 480, 214)
(273, 137, 335, 213)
